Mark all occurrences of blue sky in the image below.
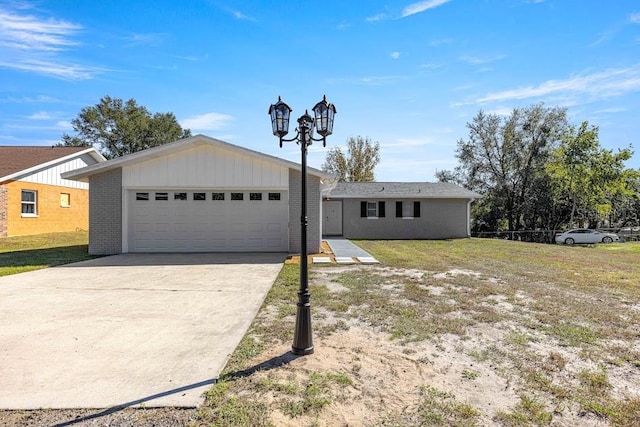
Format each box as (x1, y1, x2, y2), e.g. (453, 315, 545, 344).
(1, 0, 639, 181)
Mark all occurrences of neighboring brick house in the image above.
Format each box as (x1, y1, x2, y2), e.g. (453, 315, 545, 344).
(0, 146, 105, 238)
(62, 135, 333, 255)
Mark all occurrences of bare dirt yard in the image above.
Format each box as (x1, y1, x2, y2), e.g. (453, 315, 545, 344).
(2, 239, 639, 426)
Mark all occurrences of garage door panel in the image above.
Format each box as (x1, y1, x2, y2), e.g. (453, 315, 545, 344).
(128, 190, 288, 252)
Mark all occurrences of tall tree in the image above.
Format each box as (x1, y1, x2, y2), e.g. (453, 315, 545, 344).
(322, 136, 380, 182)
(547, 122, 635, 228)
(438, 104, 568, 231)
(60, 96, 191, 159)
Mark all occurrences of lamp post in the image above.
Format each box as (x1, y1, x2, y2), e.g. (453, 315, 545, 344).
(268, 96, 336, 355)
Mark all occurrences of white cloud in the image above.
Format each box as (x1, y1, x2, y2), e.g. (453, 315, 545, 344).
(122, 33, 166, 47)
(420, 63, 443, 70)
(630, 12, 640, 23)
(0, 7, 105, 80)
(429, 38, 452, 46)
(390, 51, 400, 59)
(27, 111, 52, 120)
(459, 54, 505, 65)
(401, 0, 451, 18)
(181, 112, 234, 130)
(366, 13, 386, 22)
(56, 120, 71, 129)
(592, 107, 627, 114)
(0, 8, 81, 51)
(459, 65, 640, 105)
(0, 59, 106, 80)
(224, 7, 256, 22)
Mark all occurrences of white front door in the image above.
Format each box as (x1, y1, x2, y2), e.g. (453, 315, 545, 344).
(128, 190, 289, 252)
(323, 200, 342, 236)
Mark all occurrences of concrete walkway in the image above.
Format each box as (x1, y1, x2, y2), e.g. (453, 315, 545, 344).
(0, 253, 285, 409)
(323, 238, 378, 263)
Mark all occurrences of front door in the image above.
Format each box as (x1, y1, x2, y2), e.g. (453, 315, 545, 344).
(323, 200, 343, 236)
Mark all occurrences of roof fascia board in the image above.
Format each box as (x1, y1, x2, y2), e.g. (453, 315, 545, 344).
(0, 147, 104, 183)
(62, 134, 333, 181)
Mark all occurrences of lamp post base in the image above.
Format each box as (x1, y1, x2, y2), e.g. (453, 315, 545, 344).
(291, 303, 314, 355)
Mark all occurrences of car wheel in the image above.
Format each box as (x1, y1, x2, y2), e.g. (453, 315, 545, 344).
(565, 238, 575, 245)
(602, 236, 613, 243)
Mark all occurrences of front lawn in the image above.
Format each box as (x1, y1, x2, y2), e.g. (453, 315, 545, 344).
(0, 231, 92, 276)
(196, 239, 640, 426)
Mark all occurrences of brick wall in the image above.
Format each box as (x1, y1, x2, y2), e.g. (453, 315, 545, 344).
(0, 185, 7, 238)
(3, 180, 89, 237)
(288, 169, 321, 254)
(88, 168, 122, 255)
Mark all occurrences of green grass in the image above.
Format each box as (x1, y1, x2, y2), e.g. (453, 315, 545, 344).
(197, 239, 640, 426)
(0, 231, 93, 276)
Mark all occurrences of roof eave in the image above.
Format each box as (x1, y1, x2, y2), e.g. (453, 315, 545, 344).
(62, 134, 334, 182)
(1, 147, 105, 183)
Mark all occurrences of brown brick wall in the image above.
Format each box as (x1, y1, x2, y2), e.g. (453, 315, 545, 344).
(3, 180, 89, 237)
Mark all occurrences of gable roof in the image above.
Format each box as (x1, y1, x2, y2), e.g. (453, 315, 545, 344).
(0, 146, 105, 183)
(326, 182, 481, 199)
(62, 134, 334, 182)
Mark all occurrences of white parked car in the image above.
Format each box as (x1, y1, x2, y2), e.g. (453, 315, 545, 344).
(555, 229, 620, 245)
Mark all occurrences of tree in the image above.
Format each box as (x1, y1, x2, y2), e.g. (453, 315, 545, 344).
(322, 136, 380, 182)
(438, 104, 568, 232)
(60, 96, 191, 159)
(547, 122, 635, 228)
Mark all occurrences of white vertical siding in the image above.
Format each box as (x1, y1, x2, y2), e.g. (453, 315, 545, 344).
(20, 154, 99, 189)
(122, 145, 289, 188)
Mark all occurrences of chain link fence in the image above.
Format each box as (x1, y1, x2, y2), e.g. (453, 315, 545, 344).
(472, 228, 640, 243)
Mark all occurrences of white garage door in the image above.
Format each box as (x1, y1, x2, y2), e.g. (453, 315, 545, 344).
(128, 190, 288, 252)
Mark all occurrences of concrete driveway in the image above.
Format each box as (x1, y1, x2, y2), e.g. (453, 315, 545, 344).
(0, 253, 285, 409)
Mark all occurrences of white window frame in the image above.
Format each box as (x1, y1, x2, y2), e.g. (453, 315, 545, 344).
(366, 201, 378, 218)
(21, 189, 38, 217)
(401, 201, 413, 218)
(60, 193, 71, 208)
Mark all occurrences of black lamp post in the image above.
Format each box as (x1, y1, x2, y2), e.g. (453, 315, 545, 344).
(268, 96, 336, 355)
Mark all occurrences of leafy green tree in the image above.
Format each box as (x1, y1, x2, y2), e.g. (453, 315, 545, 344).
(439, 104, 568, 231)
(322, 136, 380, 182)
(546, 122, 635, 228)
(60, 96, 191, 159)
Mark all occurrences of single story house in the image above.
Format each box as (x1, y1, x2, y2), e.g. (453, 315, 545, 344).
(0, 146, 105, 238)
(323, 182, 480, 239)
(62, 134, 334, 255)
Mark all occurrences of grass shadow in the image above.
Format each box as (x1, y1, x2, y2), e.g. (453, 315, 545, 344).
(0, 245, 94, 275)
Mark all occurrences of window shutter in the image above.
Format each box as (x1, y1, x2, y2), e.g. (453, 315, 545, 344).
(414, 201, 421, 218)
(378, 201, 385, 217)
(396, 202, 402, 217)
(361, 201, 367, 217)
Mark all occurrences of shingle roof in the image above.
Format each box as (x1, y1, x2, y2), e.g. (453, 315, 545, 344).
(326, 182, 481, 199)
(0, 146, 90, 179)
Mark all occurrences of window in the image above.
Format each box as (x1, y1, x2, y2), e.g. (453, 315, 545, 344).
(155, 192, 168, 200)
(360, 201, 385, 218)
(396, 201, 421, 218)
(60, 193, 70, 207)
(250, 192, 262, 201)
(367, 202, 377, 217)
(268, 192, 281, 201)
(174, 192, 187, 200)
(136, 192, 149, 201)
(212, 192, 225, 200)
(193, 192, 206, 201)
(21, 190, 37, 215)
(231, 192, 243, 201)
